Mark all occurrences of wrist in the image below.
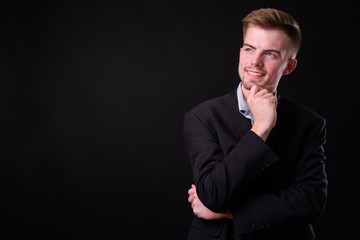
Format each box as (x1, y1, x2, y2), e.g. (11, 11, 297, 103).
(251, 123, 272, 141)
(222, 211, 233, 219)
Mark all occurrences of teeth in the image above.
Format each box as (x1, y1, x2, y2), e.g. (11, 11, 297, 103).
(248, 71, 263, 76)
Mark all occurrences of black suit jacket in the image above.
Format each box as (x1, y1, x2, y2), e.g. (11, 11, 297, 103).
(183, 88, 327, 240)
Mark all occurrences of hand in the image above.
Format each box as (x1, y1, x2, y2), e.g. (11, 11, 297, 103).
(188, 184, 232, 220)
(247, 85, 277, 141)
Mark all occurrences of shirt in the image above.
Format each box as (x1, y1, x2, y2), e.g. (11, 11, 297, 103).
(236, 83, 277, 126)
(236, 83, 254, 125)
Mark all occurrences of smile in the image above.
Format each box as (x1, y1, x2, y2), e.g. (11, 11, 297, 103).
(247, 70, 265, 77)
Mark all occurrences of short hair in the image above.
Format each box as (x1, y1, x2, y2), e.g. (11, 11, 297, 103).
(242, 8, 302, 57)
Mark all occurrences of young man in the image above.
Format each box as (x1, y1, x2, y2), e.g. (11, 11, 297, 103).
(184, 8, 327, 240)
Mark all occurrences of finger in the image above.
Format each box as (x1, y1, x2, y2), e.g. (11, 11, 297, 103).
(267, 95, 277, 102)
(272, 97, 278, 107)
(261, 92, 275, 98)
(248, 84, 260, 99)
(188, 189, 195, 197)
(189, 192, 197, 200)
(267, 96, 278, 107)
(192, 198, 199, 207)
(188, 187, 195, 195)
(261, 95, 277, 107)
(255, 88, 271, 97)
(188, 195, 194, 203)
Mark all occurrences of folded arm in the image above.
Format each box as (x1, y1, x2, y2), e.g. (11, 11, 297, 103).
(184, 110, 279, 213)
(184, 86, 280, 212)
(233, 120, 327, 233)
(186, 117, 327, 233)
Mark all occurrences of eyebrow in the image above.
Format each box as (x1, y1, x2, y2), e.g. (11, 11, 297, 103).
(243, 43, 282, 55)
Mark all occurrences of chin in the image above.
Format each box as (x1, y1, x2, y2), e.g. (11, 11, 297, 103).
(242, 81, 259, 90)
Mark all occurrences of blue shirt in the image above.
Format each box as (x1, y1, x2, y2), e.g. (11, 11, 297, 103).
(236, 83, 277, 126)
(236, 83, 254, 125)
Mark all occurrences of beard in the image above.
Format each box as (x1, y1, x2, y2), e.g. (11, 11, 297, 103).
(239, 68, 278, 94)
(241, 80, 257, 91)
(239, 71, 265, 91)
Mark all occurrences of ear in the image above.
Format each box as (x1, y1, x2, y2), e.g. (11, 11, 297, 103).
(283, 59, 297, 75)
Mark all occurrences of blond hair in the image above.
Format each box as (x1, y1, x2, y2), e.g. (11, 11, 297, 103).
(242, 8, 302, 57)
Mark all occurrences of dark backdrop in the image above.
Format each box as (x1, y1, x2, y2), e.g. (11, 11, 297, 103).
(1, 0, 358, 239)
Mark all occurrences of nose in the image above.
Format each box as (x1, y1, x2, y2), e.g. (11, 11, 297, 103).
(251, 53, 264, 67)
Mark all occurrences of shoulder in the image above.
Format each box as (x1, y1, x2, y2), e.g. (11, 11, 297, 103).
(183, 92, 236, 133)
(275, 98, 326, 147)
(278, 98, 326, 130)
(186, 92, 235, 118)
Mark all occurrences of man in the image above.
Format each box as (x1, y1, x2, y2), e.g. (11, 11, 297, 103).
(184, 8, 327, 240)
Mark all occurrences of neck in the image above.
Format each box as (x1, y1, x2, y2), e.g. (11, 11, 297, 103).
(241, 83, 250, 101)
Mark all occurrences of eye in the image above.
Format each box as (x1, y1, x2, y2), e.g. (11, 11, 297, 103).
(266, 52, 274, 57)
(242, 44, 256, 53)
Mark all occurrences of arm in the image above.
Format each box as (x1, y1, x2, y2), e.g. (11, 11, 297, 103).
(184, 85, 279, 212)
(233, 118, 327, 233)
(188, 184, 232, 220)
(186, 85, 327, 233)
(232, 86, 327, 232)
(247, 85, 277, 142)
(184, 111, 279, 213)
(187, 118, 327, 234)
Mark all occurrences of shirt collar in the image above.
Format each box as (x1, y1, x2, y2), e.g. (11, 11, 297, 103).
(236, 83, 278, 125)
(236, 83, 254, 123)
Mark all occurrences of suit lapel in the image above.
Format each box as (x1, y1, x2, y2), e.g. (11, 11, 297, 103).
(265, 95, 283, 152)
(223, 88, 252, 139)
(223, 88, 283, 144)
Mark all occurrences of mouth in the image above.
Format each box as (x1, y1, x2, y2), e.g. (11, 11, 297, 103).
(246, 70, 265, 77)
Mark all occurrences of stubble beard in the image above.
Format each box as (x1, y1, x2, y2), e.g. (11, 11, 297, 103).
(240, 68, 264, 91)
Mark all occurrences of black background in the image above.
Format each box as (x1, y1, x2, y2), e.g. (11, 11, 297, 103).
(1, 0, 358, 239)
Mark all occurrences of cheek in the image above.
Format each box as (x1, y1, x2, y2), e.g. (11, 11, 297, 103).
(238, 57, 245, 70)
(238, 57, 249, 72)
(267, 62, 284, 75)
(239, 54, 249, 64)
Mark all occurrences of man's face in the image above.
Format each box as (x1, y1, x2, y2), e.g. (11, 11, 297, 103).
(238, 26, 296, 95)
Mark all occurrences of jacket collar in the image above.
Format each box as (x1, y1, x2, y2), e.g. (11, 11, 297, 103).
(224, 85, 281, 111)
(223, 85, 282, 140)
(223, 87, 252, 137)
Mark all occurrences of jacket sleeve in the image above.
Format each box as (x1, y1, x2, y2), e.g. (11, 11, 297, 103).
(183, 110, 280, 213)
(232, 118, 327, 234)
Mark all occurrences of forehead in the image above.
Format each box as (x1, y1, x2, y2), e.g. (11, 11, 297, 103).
(244, 26, 291, 52)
